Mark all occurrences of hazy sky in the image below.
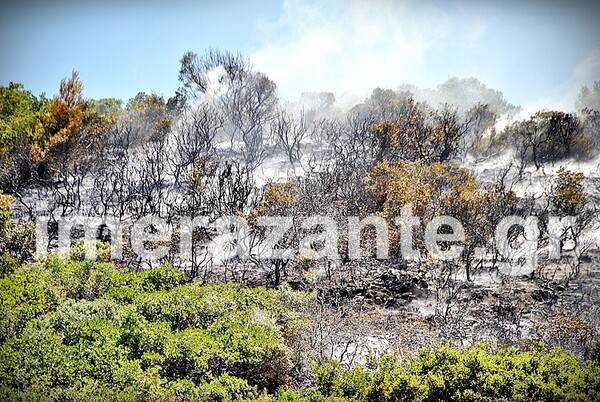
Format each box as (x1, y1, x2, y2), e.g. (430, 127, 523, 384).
(1, 0, 599, 112)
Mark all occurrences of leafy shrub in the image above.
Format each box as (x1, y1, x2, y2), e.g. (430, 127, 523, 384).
(0, 221, 36, 262)
(136, 283, 233, 330)
(0, 256, 293, 399)
(301, 342, 600, 402)
(140, 263, 185, 291)
(44, 257, 120, 301)
(366, 160, 516, 275)
(0, 254, 18, 278)
(0, 265, 58, 342)
(69, 239, 111, 262)
(552, 167, 586, 215)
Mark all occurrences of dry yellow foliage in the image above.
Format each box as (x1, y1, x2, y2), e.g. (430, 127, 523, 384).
(32, 71, 86, 164)
(552, 167, 586, 215)
(250, 181, 297, 221)
(367, 160, 487, 222)
(0, 191, 13, 232)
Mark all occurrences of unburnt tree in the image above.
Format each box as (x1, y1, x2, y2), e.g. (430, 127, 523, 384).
(0, 83, 44, 191)
(580, 107, 600, 148)
(352, 87, 415, 122)
(399, 77, 521, 118)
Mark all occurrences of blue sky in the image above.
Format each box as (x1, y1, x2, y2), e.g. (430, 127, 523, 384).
(1, 0, 599, 112)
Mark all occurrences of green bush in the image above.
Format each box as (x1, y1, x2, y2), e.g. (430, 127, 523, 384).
(69, 239, 111, 262)
(0, 254, 18, 278)
(0, 265, 58, 342)
(196, 373, 261, 401)
(0, 255, 293, 400)
(301, 342, 600, 402)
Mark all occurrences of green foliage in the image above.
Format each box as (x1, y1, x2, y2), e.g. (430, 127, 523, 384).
(87, 97, 123, 119)
(294, 342, 600, 402)
(0, 82, 43, 189)
(398, 77, 521, 117)
(125, 91, 173, 140)
(136, 283, 234, 330)
(0, 256, 293, 399)
(195, 373, 261, 401)
(0, 221, 36, 263)
(0, 265, 54, 342)
(1, 77, 118, 189)
(0, 254, 19, 278)
(0, 82, 44, 148)
(69, 239, 111, 262)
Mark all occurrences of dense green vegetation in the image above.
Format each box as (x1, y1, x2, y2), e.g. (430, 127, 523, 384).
(0, 251, 295, 401)
(305, 343, 600, 402)
(1, 251, 599, 401)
